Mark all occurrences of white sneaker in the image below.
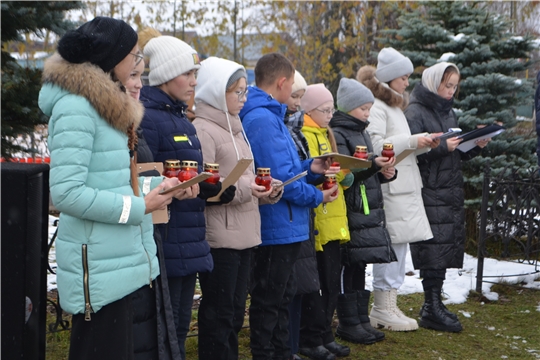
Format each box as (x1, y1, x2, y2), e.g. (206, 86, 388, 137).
(369, 290, 418, 331)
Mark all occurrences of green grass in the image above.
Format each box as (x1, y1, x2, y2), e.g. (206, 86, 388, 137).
(46, 284, 540, 360)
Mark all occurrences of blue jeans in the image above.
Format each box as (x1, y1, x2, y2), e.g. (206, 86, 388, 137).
(167, 274, 197, 360)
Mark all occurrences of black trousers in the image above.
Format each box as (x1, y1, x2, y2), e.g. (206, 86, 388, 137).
(288, 293, 303, 354)
(132, 285, 158, 360)
(249, 242, 301, 360)
(299, 241, 341, 348)
(198, 247, 252, 360)
(341, 262, 367, 293)
(420, 269, 447, 289)
(69, 287, 146, 360)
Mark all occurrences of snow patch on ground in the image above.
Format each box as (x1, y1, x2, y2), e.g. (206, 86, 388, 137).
(47, 215, 540, 304)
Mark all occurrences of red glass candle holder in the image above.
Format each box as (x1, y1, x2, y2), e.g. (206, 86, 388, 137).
(255, 168, 272, 191)
(322, 174, 338, 196)
(178, 160, 198, 181)
(381, 143, 394, 159)
(203, 163, 220, 184)
(163, 159, 181, 178)
(353, 145, 368, 159)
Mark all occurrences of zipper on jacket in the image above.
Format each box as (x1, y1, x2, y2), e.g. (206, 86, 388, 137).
(82, 244, 94, 321)
(142, 225, 153, 288)
(287, 201, 293, 222)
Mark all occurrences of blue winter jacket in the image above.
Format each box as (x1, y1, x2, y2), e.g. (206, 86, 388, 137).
(240, 86, 323, 245)
(140, 86, 213, 277)
(39, 54, 161, 316)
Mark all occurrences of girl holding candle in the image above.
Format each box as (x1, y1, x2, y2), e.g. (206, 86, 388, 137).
(297, 83, 352, 359)
(192, 56, 282, 360)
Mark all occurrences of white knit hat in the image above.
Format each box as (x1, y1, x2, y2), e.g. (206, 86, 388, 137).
(375, 47, 413, 83)
(143, 35, 201, 86)
(291, 70, 308, 94)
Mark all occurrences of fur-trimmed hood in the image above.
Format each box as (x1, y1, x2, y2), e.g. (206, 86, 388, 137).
(356, 66, 408, 110)
(40, 53, 144, 133)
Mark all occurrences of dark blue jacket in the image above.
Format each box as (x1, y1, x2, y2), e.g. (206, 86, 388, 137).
(140, 85, 213, 277)
(240, 86, 323, 246)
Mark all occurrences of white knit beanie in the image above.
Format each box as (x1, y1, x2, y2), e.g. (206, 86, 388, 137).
(291, 70, 308, 94)
(143, 35, 201, 86)
(375, 47, 414, 83)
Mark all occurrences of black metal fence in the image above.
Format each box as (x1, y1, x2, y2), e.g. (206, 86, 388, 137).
(476, 164, 540, 292)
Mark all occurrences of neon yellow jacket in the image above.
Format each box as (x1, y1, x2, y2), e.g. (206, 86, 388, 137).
(302, 115, 350, 251)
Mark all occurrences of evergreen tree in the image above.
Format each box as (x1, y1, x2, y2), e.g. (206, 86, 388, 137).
(380, 1, 537, 244)
(1, 1, 83, 159)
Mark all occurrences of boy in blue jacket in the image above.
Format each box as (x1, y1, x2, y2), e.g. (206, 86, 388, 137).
(240, 53, 338, 360)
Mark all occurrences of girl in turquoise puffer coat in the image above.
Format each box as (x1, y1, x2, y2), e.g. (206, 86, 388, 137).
(39, 17, 195, 360)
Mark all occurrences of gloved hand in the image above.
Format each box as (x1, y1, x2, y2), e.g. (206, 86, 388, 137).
(220, 185, 236, 204)
(206, 185, 236, 206)
(198, 181, 222, 200)
(340, 172, 354, 188)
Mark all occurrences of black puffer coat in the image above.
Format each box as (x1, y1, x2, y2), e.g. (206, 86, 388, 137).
(133, 128, 181, 360)
(405, 83, 481, 270)
(330, 111, 397, 265)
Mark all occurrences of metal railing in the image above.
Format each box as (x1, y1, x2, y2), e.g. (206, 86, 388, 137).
(476, 164, 540, 292)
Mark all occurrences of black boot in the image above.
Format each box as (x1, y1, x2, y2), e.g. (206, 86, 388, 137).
(357, 290, 385, 342)
(419, 282, 462, 332)
(419, 301, 458, 321)
(335, 293, 376, 344)
(419, 270, 458, 322)
(298, 345, 336, 360)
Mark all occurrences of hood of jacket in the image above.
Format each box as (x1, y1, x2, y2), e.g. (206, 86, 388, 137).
(330, 110, 369, 133)
(40, 53, 144, 133)
(302, 113, 328, 136)
(409, 82, 454, 114)
(239, 85, 287, 120)
(357, 66, 408, 110)
(195, 56, 246, 113)
(140, 85, 187, 114)
(194, 102, 244, 137)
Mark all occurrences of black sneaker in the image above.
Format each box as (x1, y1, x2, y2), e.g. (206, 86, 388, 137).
(324, 341, 350, 357)
(298, 345, 337, 360)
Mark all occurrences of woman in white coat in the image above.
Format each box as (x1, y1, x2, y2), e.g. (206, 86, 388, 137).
(357, 47, 439, 332)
